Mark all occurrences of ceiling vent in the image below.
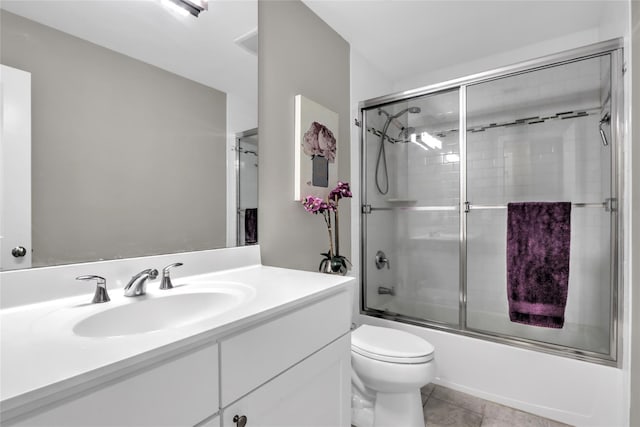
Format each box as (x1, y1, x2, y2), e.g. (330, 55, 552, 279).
(235, 29, 258, 56)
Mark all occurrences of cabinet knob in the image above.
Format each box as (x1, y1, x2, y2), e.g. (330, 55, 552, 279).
(233, 414, 247, 427)
(11, 246, 27, 258)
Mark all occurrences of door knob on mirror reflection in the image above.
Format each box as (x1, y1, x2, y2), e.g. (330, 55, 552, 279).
(233, 414, 247, 427)
(11, 246, 27, 258)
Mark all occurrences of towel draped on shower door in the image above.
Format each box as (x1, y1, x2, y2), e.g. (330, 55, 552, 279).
(506, 202, 571, 328)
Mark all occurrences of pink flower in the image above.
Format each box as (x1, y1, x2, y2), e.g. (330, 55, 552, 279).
(329, 181, 352, 201)
(302, 195, 323, 213)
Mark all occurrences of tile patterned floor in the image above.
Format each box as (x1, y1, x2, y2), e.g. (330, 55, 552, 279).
(421, 384, 573, 427)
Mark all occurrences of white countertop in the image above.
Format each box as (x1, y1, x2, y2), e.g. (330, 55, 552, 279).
(1, 263, 354, 419)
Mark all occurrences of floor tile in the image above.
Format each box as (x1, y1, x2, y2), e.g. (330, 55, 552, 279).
(430, 385, 486, 415)
(424, 397, 483, 427)
(421, 383, 436, 404)
(480, 417, 515, 427)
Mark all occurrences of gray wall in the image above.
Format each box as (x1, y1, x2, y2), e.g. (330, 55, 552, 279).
(1, 11, 227, 267)
(258, 1, 350, 270)
(631, 1, 639, 424)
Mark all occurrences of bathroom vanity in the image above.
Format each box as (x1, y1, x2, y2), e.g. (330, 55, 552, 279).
(0, 246, 353, 426)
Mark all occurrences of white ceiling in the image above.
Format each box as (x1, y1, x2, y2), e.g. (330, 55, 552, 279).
(0, 0, 257, 105)
(1, 0, 611, 107)
(302, 0, 607, 83)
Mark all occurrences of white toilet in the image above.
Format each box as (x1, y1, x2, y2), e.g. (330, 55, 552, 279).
(351, 325, 435, 427)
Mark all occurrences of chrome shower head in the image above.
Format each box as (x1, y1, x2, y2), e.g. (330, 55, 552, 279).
(391, 106, 421, 119)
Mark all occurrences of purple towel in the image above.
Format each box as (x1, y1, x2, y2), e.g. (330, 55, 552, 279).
(245, 208, 258, 245)
(507, 202, 571, 328)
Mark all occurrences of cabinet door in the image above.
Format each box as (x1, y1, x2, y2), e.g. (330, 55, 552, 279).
(12, 343, 219, 427)
(221, 291, 350, 407)
(222, 334, 350, 427)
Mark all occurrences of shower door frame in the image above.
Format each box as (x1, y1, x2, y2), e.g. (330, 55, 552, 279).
(359, 38, 624, 366)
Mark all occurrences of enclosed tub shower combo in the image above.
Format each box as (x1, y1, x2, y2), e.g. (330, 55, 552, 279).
(359, 39, 624, 365)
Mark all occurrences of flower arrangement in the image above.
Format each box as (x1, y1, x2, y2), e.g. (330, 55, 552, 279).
(302, 181, 352, 274)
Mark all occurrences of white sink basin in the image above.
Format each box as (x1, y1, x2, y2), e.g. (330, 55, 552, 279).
(73, 291, 241, 337)
(28, 280, 255, 339)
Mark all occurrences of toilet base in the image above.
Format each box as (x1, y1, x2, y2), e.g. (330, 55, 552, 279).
(373, 390, 424, 427)
(351, 384, 374, 427)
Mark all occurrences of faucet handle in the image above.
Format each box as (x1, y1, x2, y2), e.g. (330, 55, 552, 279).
(375, 250, 390, 270)
(160, 262, 183, 290)
(76, 275, 110, 303)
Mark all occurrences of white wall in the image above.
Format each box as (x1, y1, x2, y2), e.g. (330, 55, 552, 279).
(259, 0, 350, 271)
(392, 28, 600, 94)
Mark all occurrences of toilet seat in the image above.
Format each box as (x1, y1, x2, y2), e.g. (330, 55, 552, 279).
(352, 325, 434, 364)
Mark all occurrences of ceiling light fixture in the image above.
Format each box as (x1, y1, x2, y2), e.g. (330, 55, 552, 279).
(166, 0, 208, 17)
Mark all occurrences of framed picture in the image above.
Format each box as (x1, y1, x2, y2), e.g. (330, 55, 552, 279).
(294, 94, 339, 201)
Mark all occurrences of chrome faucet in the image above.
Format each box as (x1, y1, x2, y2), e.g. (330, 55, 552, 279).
(378, 286, 395, 296)
(76, 275, 110, 303)
(124, 268, 158, 297)
(159, 262, 183, 290)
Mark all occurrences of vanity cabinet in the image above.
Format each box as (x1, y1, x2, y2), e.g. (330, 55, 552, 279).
(6, 288, 351, 427)
(12, 343, 220, 426)
(220, 291, 351, 426)
(222, 335, 350, 427)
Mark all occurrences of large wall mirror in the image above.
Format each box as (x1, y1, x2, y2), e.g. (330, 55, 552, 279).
(0, 0, 257, 271)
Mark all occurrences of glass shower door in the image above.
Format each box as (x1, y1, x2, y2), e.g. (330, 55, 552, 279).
(465, 55, 614, 355)
(363, 89, 461, 326)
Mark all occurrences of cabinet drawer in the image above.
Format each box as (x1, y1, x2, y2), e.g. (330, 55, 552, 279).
(12, 343, 219, 427)
(220, 291, 350, 406)
(222, 334, 351, 427)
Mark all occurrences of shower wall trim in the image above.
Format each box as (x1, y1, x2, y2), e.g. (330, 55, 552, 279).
(358, 39, 625, 367)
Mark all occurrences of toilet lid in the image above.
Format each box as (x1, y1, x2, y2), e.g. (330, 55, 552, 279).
(351, 325, 434, 364)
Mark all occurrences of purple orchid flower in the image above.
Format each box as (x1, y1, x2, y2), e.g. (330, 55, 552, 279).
(302, 195, 323, 213)
(329, 181, 352, 201)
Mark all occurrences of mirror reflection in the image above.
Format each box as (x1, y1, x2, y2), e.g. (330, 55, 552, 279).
(0, 0, 257, 271)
